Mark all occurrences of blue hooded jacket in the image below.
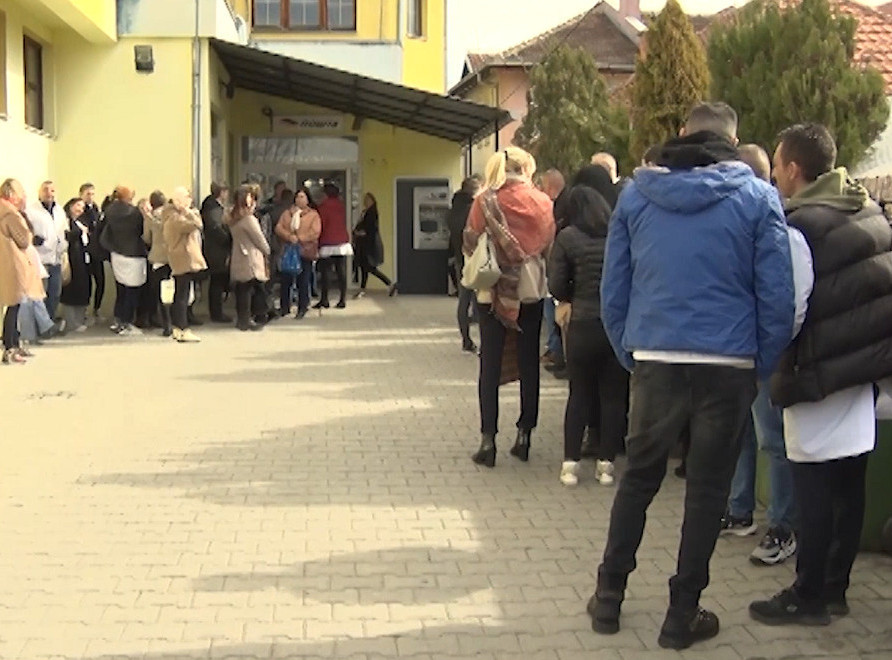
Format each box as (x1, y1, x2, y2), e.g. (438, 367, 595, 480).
(600, 160, 794, 379)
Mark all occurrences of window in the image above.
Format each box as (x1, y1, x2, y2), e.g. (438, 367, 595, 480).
(253, 0, 355, 30)
(408, 0, 424, 37)
(23, 36, 43, 130)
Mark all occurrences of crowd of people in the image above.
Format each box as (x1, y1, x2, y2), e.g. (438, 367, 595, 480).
(0, 177, 395, 360)
(449, 103, 892, 650)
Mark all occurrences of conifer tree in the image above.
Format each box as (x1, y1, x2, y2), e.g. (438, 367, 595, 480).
(708, 0, 888, 168)
(514, 45, 626, 177)
(630, 0, 710, 161)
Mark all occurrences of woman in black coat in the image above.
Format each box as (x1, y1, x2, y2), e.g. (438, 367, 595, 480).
(353, 193, 397, 298)
(548, 182, 628, 489)
(60, 197, 92, 332)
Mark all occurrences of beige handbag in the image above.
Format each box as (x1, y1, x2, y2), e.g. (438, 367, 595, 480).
(461, 231, 502, 291)
(60, 252, 72, 287)
(517, 255, 547, 304)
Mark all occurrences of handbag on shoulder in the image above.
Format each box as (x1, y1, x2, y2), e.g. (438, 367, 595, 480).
(461, 231, 501, 291)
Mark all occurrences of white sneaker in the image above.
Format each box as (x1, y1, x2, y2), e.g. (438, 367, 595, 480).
(178, 329, 201, 343)
(118, 325, 143, 337)
(560, 461, 579, 486)
(74, 324, 88, 333)
(171, 328, 184, 342)
(596, 460, 615, 486)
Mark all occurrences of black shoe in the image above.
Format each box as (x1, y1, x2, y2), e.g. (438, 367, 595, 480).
(336, 300, 346, 309)
(162, 328, 173, 337)
(580, 430, 598, 459)
(211, 314, 233, 324)
(749, 588, 831, 627)
(658, 608, 721, 649)
(509, 429, 531, 462)
(388, 283, 398, 297)
(471, 434, 496, 468)
(295, 310, 307, 320)
(588, 569, 626, 635)
(674, 462, 687, 479)
(826, 598, 850, 617)
(313, 301, 330, 310)
(543, 358, 566, 372)
(462, 339, 478, 353)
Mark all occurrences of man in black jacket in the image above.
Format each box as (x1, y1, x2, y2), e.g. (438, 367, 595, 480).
(447, 177, 480, 352)
(750, 124, 892, 626)
(200, 182, 231, 323)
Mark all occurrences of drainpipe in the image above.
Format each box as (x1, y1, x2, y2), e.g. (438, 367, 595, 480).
(192, 0, 202, 199)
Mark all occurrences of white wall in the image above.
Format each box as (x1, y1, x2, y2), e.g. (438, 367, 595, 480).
(116, 0, 242, 40)
(255, 41, 403, 83)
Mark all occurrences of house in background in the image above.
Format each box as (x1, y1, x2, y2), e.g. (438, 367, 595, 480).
(1, 0, 506, 295)
(449, 0, 646, 176)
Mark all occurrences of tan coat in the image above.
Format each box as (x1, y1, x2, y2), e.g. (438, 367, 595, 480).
(229, 212, 270, 283)
(162, 205, 207, 276)
(277, 207, 322, 261)
(0, 199, 43, 306)
(143, 208, 169, 266)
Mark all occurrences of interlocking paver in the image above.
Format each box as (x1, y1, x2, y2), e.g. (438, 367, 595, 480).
(2, 297, 891, 659)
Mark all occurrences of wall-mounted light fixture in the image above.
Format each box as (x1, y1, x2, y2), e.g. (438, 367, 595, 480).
(134, 45, 154, 73)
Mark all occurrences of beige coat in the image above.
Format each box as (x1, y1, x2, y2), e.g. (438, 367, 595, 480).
(162, 205, 207, 276)
(229, 212, 270, 283)
(277, 207, 322, 261)
(143, 208, 169, 266)
(0, 199, 43, 306)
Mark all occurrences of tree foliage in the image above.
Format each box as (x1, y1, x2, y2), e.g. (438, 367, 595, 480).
(514, 45, 628, 178)
(708, 0, 889, 168)
(630, 0, 710, 161)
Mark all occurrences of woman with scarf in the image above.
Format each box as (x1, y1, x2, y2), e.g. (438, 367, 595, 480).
(548, 181, 628, 487)
(275, 187, 321, 319)
(464, 147, 555, 468)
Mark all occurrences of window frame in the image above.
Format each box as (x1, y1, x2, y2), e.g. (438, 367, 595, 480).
(23, 35, 44, 131)
(252, 0, 356, 32)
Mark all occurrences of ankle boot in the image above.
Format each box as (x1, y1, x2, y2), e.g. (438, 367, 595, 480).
(471, 434, 496, 468)
(509, 428, 531, 462)
(587, 567, 627, 635)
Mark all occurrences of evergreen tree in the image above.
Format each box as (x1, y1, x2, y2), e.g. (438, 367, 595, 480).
(630, 0, 710, 161)
(708, 0, 888, 168)
(514, 45, 625, 177)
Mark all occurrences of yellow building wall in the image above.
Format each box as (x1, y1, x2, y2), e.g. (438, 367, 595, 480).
(0, 1, 55, 198)
(220, 81, 460, 285)
(34, 0, 116, 44)
(50, 36, 194, 201)
(235, 0, 398, 41)
(402, 0, 446, 93)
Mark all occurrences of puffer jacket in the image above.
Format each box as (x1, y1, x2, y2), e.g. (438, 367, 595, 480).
(547, 186, 612, 322)
(601, 132, 794, 378)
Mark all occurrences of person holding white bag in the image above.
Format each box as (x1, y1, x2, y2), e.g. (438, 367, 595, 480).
(142, 190, 172, 337)
(462, 146, 555, 468)
(162, 187, 207, 343)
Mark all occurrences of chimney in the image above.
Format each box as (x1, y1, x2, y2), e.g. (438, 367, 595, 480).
(619, 0, 641, 20)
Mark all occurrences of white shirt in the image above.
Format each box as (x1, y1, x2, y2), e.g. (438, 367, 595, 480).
(782, 227, 876, 462)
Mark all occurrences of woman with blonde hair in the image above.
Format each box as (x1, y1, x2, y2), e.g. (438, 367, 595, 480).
(463, 146, 555, 468)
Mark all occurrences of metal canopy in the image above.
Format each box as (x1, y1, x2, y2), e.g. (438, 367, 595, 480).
(210, 39, 511, 144)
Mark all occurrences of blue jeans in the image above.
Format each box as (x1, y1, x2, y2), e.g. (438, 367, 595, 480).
(43, 263, 62, 320)
(543, 296, 563, 359)
(727, 382, 797, 531)
(18, 299, 55, 342)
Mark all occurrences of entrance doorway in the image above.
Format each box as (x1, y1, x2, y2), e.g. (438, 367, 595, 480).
(296, 169, 348, 209)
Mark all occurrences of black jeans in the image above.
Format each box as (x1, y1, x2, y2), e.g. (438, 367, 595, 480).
(3, 304, 20, 349)
(457, 285, 476, 344)
(90, 258, 106, 313)
(564, 319, 629, 462)
(319, 256, 347, 304)
(172, 273, 198, 330)
(279, 264, 311, 315)
(234, 279, 268, 324)
(478, 300, 544, 435)
(599, 361, 756, 615)
(359, 265, 392, 288)
(792, 452, 870, 602)
(113, 282, 141, 325)
(208, 272, 229, 320)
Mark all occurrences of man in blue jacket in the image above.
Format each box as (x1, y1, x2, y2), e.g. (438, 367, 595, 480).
(587, 102, 795, 649)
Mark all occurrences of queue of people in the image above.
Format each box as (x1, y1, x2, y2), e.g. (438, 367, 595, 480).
(451, 104, 890, 650)
(0, 177, 396, 359)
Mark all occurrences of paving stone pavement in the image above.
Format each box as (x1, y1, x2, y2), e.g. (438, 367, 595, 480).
(1, 296, 891, 660)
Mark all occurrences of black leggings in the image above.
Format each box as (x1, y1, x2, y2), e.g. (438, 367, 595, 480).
(360, 265, 392, 289)
(3, 305, 20, 350)
(564, 319, 629, 462)
(172, 273, 198, 329)
(114, 282, 141, 325)
(235, 279, 268, 324)
(90, 258, 105, 312)
(478, 300, 544, 435)
(319, 256, 347, 304)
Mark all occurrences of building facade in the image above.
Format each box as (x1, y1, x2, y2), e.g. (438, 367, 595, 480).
(0, 0, 503, 293)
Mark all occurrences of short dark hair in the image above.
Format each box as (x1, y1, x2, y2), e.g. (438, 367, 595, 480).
(149, 190, 167, 209)
(460, 177, 481, 196)
(79, 182, 94, 194)
(280, 188, 294, 203)
(323, 182, 340, 197)
(685, 102, 738, 140)
(643, 144, 662, 165)
(210, 181, 228, 198)
(777, 123, 837, 183)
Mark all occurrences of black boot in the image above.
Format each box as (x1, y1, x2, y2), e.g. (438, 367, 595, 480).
(658, 607, 721, 649)
(471, 434, 496, 468)
(509, 428, 531, 462)
(588, 567, 627, 635)
(160, 305, 173, 337)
